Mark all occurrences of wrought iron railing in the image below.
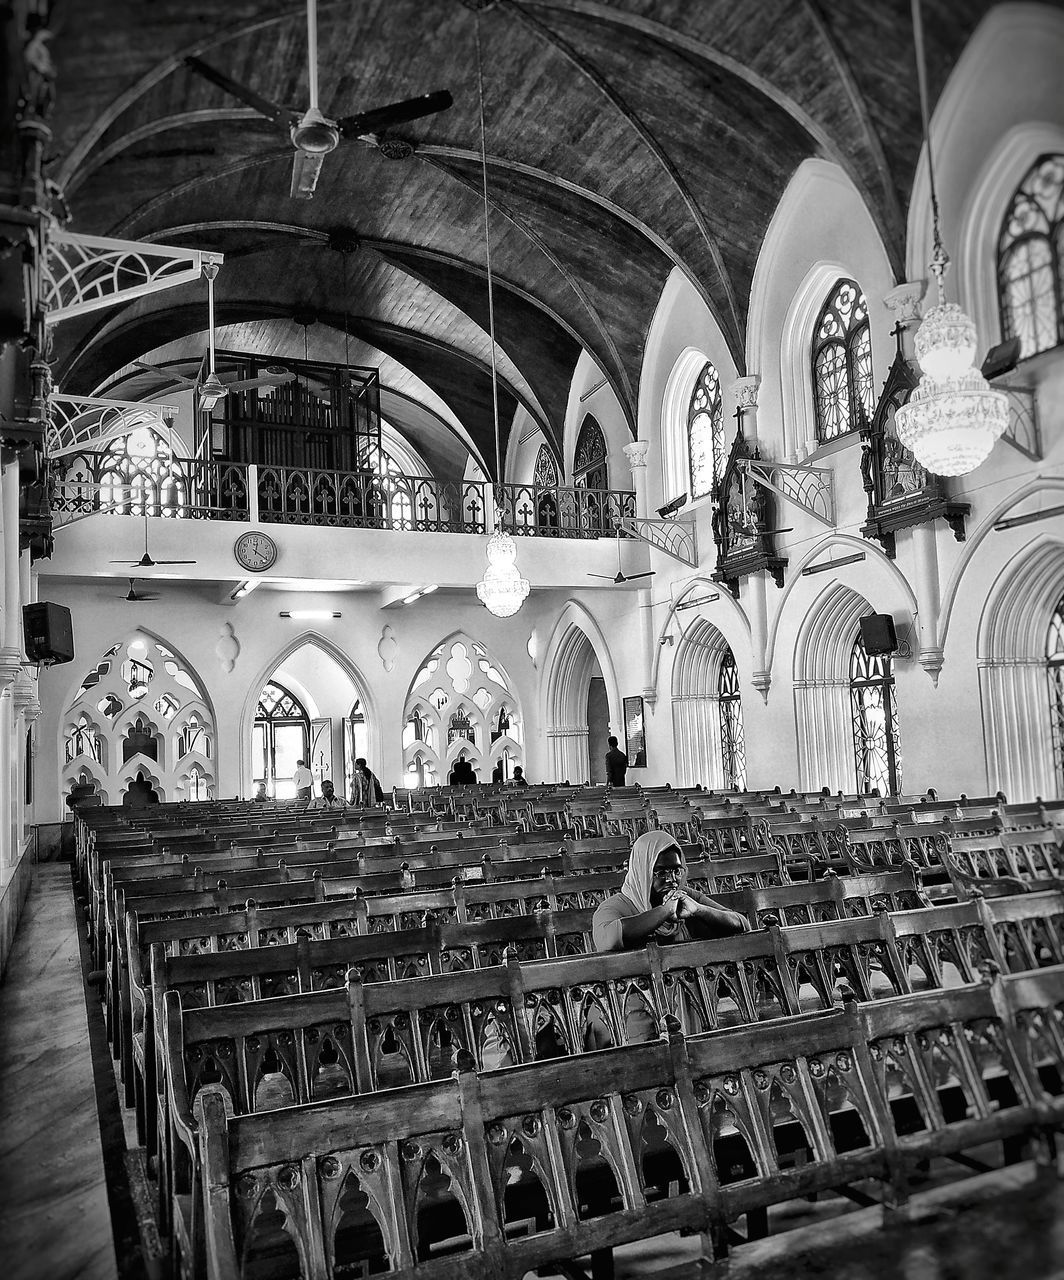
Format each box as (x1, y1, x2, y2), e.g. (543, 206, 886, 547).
(496, 483, 636, 538)
(52, 452, 250, 522)
(256, 466, 486, 532)
(53, 452, 636, 541)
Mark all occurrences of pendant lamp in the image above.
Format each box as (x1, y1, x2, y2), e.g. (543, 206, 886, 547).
(893, 0, 1008, 476)
(471, 12, 529, 617)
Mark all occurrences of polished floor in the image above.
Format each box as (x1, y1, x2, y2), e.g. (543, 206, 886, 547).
(0, 863, 117, 1280)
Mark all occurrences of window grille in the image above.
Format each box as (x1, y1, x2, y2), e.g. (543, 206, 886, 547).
(717, 650, 747, 789)
(998, 154, 1064, 359)
(812, 279, 874, 443)
(1048, 594, 1064, 791)
(849, 633, 901, 795)
(688, 361, 725, 499)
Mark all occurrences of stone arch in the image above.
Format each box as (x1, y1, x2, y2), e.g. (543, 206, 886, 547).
(239, 632, 379, 799)
(791, 582, 874, 792)
(541, 600, 621, 784)
(670, 618, 743, 789)
(60, 628, 215, 806)
(977, 535, 1064, 800)
(747, 158, 893, 464)
(403, 631, 523, 787)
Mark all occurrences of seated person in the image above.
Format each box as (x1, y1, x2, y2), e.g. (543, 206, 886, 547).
(491, 761, 504, 784)
(588, 832, 749, 1046)
(449, 754, 477, 785)
(251, 781, 270, 802)
(511, 765, 528, 787)
(308, 779, 346, 810)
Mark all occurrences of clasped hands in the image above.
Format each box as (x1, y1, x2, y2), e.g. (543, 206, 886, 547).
(661, 886, 702, 921)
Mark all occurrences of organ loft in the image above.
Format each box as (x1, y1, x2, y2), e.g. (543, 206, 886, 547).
(1, 2, 1064, 1277)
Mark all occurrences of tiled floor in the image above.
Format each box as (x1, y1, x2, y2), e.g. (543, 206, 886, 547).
(0, 864, 117, 1280)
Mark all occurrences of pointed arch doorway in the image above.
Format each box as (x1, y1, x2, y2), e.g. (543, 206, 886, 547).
(250, 640, 372, 799)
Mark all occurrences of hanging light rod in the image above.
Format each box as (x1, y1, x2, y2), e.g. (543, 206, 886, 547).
(675, 592, 720, 611)
(801, 552, 866, 576)
(279, 610, 341, 619)
(993, 503, 1064, 532)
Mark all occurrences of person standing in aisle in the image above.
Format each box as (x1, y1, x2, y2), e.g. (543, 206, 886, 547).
(605, 736, 628, 786)
(293, 758, 313, 801)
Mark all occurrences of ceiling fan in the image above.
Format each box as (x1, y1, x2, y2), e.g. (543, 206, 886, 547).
(184, 0, 453, 199)
(588, 531, 656, 585)
(110, 517, 196, 570)
(121, 578, 161, 603)
(133, 359, 295, 401)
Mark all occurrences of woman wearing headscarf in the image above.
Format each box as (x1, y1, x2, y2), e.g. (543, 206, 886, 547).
(593, 831, 750, 952)
(583, 832, 750, 1047)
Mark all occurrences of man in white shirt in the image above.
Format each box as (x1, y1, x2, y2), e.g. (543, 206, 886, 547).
(308, 779, 345, 811)
(293, 758, 313, 801)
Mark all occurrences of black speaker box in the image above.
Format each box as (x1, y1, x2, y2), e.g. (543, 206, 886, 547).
(23, 602, 75, 666)
(860, 613, 898, 656)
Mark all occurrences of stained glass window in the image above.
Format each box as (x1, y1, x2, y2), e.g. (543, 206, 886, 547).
(999, 154, 1064, 359)
(1048, 594, 1064, 792)
(812, 279, 874, 443)
(849, 633, 901, 796)
(534, 444, 560, 489)
(574, 415, 608, 491)
(686, 361, 725, 499)
(718, 650, 747, 790)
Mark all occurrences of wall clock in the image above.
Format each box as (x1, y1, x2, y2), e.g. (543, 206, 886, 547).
(234, 531, 278, 573)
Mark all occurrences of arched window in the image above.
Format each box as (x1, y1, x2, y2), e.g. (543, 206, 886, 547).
(90, 425, 187, 517)
(688, 361, 725, 499)
(717, 651, 747, 790)
(573, 415, 608, 490)
(812, 279, 874, 443)
(849, 633, 900, 796)
(1048, 594, 1064, 791)
(253, 680, 310, 799)
(998, 154, 1064, 359)
(534, 444, 559, 489)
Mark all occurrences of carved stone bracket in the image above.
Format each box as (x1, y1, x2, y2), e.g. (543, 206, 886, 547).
(618, 516, 697, 566)
(42, 227, 223, 324)
(739, 457, 836, 528)
(47, 394, 180, 459)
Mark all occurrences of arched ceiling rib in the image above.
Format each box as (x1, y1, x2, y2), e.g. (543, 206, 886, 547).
(47, 0, 1014, 474)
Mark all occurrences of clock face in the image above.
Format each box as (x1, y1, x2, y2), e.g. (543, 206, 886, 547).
(234, 531, 278, 573)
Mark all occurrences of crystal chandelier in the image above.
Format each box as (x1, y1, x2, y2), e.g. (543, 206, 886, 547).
(893, 0, 1008, 477)
(472, 12, 530, 618)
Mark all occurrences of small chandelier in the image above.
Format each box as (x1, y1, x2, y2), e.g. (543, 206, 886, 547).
(471, 12, 530, 618)
(476, 530, 529, 617)
(893, 0, 1008, 477)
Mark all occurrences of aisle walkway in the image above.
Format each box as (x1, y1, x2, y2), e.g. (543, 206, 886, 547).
(0, 863, 117, 1280)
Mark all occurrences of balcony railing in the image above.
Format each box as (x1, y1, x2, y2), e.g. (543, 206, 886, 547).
(53, 452, 636, 540)
(496, 483, 636, 539)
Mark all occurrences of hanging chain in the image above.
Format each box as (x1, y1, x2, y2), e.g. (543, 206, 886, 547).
(475, 11, 502, 494)
(911, 0, 949, 301)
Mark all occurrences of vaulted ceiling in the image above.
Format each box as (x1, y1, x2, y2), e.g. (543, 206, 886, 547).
(47, 0, 1005, 479)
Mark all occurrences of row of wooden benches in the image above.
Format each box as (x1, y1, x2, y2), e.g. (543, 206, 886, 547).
(145, 887, 1064, 1265)
(188, 962, 1064, 1279)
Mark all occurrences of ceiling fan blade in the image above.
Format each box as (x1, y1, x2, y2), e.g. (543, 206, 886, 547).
(183, 56, 299, 127)
(152, 559, 197, 566)
(223, 371, 296, 393)
(336, 89, 453, 138)
(586, 573, 617, 580)
(291, 148, 326, 199)
(623, 571, 656, 582)
(134, 360, 198, 388)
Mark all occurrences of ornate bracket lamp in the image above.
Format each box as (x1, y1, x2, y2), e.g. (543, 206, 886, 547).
(894, 0, 1008, 476)
(472, 13, 529, 618)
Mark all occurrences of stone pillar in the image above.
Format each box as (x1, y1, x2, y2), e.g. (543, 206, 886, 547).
(746, 570, 771, 702)
(911, 522, 944, 685)
(731, 375, 761, 450)
(883, 282, 925, 363)
(0, 459, 22, 692)
(623, 440, 650, 518)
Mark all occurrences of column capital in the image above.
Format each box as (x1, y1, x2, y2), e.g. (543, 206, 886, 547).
(732, 374, 761, 409)
(623, 440, 650, 471)
(0, 649, 23, 693)
(883, 282, 925, 326)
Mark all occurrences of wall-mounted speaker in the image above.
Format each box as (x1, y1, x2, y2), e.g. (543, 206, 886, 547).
(859, 612, 898, 656)
(23, 602, 75, 666)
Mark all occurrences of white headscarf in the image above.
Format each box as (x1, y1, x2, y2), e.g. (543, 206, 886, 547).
(621, 831, 685, 914)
